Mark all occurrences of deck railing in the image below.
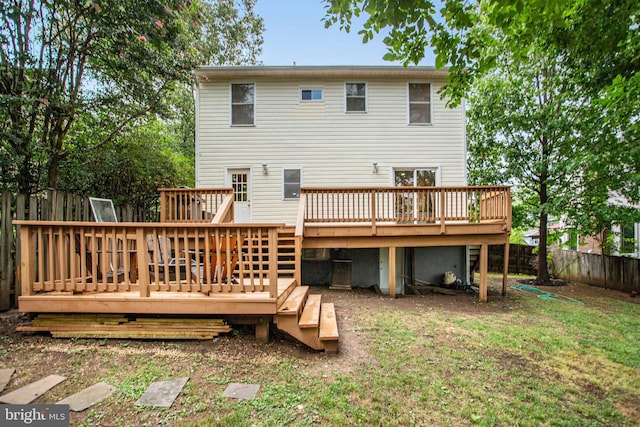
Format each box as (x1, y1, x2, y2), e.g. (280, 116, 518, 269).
(300, 186, 511, 231)
(159, 188, 234, 223)
(16, 222, 282, 299)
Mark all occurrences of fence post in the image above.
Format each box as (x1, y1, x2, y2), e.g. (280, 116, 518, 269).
(1, 192, 14, 310)
(15, 194, 27, 305)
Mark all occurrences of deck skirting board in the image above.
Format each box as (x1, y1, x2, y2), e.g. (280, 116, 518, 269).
(18, 293, 279, 315)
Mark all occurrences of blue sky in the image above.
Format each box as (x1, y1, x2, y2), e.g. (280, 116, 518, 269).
(254, 0, 436, 66)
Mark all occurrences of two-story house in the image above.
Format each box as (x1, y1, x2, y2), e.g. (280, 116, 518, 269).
(194, 65, 511, 297)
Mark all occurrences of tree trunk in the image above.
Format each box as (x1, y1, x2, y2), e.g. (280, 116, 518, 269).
(536, 179, 551, 284)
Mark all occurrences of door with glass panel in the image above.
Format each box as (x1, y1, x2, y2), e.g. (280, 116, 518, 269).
(227, 169, 251, 223)
(394, 169, 437, 223)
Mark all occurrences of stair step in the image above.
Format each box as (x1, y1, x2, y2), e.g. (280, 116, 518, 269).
(299, 294, 321, 328)
(319, 303, 339, 341)
(277, 286, 308, 316)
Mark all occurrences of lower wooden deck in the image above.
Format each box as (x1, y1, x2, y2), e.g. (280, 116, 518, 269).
(19, 278, 297, 316)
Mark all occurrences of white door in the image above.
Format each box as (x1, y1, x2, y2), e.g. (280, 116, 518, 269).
(228, 168, 251, 223)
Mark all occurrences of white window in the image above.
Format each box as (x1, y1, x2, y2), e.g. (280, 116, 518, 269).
(408, 83, 431, 124)
(231, 83, 254, 125)
(283, 168, 302, 199)
(300, 88, 323, 102)
(346, 82, 366, 112)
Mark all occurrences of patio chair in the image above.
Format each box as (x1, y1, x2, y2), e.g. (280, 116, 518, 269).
(147, 235, 196, 282)
(208, 235, 244, 283)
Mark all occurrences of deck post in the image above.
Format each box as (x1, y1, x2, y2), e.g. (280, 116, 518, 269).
(370, 190, 377, 236)
(440, 190, 446, 234)
(255, 317, 270, 343)
(19, 225, 34, 297)
(268, 228, 278, 298)
(502, 239, 510, 296)
(479, 243, 488, 302)
(294, 235, 302, 285)
(137, 228, 150, 298)
(389, 246, 396, 298)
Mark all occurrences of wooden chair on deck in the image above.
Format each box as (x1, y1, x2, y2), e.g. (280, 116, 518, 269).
(147, 235, 196, 282)
(209, 235, 244, 284)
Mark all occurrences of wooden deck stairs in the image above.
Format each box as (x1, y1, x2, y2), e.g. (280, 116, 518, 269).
(275, 286, 339, 353)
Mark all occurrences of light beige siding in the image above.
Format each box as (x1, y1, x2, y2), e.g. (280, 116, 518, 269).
(197, 74, 465, 225)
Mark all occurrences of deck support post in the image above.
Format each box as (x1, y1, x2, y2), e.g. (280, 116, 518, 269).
(502, 239, 510, 296)
(389, 246, 396, 298)
(479, 243, 488, 302)
(136, 228, 150, 298)
(268, 228, 278, 298)
(255, 317, 270, 343)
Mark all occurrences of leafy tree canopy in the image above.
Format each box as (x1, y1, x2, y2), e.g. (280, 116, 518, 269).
(325, 0, 640, 281)
(1, 0, 263, 195)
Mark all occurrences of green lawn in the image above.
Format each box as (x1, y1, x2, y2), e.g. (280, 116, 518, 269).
(184, 282, 639, 426)
(2, 278, 638, 426)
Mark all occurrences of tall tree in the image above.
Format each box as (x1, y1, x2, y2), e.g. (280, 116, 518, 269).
(325, 0, 640, 283)
(0, 0, 263, 194)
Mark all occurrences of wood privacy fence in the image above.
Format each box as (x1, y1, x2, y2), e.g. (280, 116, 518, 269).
(0, 191, 155, 310)
(551, 249, 640, 293)
(489, 244, 537, 276)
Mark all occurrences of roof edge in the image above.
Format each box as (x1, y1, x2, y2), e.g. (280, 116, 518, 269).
(195, 65, 449, 80)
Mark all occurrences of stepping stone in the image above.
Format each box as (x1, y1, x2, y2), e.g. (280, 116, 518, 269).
(0, 374, 66, 404)
(0, 368, 15, 392)
(135, 377, 189, 408)
(57, 382, 115, 411)
(222, 383, 260, 400)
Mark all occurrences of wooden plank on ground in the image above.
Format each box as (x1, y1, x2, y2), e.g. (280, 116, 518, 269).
(299, 294, 321, 328)
(57, 382, 115, 411)
(0, 374, 66, 404)
(0, 368, 15, 392)
(277, 286, 308, 316)
(319, 303, 339, 341)
(18, 314, 232, 340)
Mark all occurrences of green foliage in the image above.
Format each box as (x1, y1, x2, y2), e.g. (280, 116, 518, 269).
(0, 0, 263, 195)
(59, 119, 193, 211)
(326, 0, 640, 279)
(509, 228, 525, 245)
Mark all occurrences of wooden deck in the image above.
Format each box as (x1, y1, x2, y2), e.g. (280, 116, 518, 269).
(18, 278, 297, 315)
(14, 185, 511, 351)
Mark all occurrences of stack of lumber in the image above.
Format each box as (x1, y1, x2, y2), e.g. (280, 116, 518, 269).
(17, 314, 232, 340)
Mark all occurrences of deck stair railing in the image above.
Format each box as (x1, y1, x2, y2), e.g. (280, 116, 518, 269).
(16, 222, 282, 299)
(300, 186, 511, 232)
(159, 188, 234, 223)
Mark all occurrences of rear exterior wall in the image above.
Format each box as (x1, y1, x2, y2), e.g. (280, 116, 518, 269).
(196, 76, 466, 225)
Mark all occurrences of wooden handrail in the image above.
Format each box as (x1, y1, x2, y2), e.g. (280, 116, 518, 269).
(15, 221, 285, 299)
(295, 193, 306, 237)
(211, 193, 234, 224)
(301, 186, 512, 226)
(159, 188, 234, 223)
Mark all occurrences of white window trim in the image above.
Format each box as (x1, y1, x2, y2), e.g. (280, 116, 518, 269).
(345, 82, 367, 113)
(300, 87, 324, 103)
(407, 82, 433, 126)
(230, 82, 256, 127)
(282, 166, 303, 200)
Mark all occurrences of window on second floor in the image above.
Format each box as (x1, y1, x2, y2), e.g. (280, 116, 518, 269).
(346, 82, 366, 112)
(231, 83, 255, 125)
(283, 168, 302, 199)
(408, 83, 431, 125)
(300, 88, 323, 102)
